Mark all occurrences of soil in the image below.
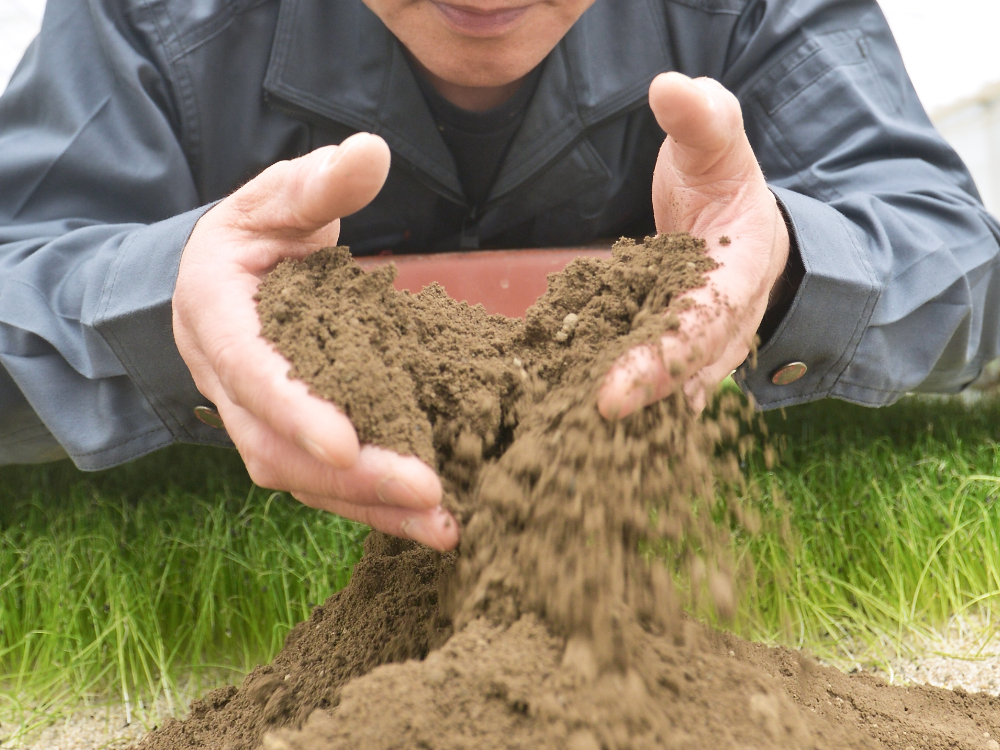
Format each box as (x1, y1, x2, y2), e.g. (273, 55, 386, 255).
(136, 236, 1000, 750)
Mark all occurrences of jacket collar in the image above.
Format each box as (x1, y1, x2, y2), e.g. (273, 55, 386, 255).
(263, 0, 670, 205)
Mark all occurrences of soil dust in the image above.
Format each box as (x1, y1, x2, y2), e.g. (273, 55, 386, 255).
(136, 236, 1000, 750)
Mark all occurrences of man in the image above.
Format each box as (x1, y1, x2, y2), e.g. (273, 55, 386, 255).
(1, 0, 997, 551)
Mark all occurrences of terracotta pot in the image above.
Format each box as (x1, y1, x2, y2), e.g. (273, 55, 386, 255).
(355, 247, 613, 318)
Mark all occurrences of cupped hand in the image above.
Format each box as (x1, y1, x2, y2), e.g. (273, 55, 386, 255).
(173, 134, 459, 551)
(598, 72, 791, 418)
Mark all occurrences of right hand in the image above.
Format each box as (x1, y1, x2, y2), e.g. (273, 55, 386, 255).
(172, 133, 459, 551)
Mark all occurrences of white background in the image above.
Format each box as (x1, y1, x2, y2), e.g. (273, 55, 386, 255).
(0, 0, 44, 92)
(876, 0, 1000, 114)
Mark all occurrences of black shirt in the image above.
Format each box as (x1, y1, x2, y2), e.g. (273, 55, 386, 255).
(412, 62, 544, 212)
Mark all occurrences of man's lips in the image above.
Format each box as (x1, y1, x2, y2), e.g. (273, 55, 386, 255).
(431, 2, 532, 37)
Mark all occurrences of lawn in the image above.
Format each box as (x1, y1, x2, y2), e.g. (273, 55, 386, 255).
(0, 446, 366, 741)
(734, 394, 1000, 664)
(1, 394, 999, 742)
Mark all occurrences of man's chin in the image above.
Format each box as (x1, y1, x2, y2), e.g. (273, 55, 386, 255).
(406, 35, 544, 93)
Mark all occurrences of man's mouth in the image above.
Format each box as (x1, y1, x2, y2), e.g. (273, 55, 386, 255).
(431, 2, 532, 37)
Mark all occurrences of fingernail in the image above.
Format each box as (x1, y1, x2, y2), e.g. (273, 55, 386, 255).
(399, 515, 435, 548)
(324, 133, 369, 170)
(401, 508, 457, 551)
(376, 477, 421, 508)
(297, 434, 352, 470)
(323, 148, 346, 172)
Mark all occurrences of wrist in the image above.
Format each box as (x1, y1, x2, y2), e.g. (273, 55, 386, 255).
(766, 199, 793, 309)
(758, 198, 803, 345)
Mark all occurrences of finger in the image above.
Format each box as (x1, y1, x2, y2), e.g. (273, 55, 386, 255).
(597, 343, 681, 419)
(227, 132, 392, 239)
(597, 290, 737, 419)
(224, 405, 441, 510)
(682, 380, 709, 415)
(682, 337, 748, 415)
(343, 445, 444, 510)
(294, 493, 459, 552)
(648, 73, 744, 177)
(206, 327, 362, 469)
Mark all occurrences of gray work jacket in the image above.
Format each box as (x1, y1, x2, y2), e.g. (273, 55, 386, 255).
(1, 0, 998, 470)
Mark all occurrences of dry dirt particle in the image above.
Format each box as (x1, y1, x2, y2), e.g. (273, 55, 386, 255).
(136, 235, 1000, 750)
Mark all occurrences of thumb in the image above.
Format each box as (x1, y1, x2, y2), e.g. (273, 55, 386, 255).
(648, 72, 746, 180)
(227, 132, 392, 238)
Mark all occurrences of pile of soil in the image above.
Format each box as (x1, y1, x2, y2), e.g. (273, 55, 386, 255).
(138, 237, 1000, 750)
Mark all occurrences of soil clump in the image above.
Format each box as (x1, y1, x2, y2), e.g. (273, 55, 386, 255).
(137, 236, 1000, 750)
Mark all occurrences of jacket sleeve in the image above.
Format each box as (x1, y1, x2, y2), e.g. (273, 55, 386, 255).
(0, 0, 230, 469)
(724, 0, 1000, 408)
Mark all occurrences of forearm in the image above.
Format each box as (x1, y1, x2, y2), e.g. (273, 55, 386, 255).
(738, 186, 1000, 408)
(0, 0, 231, 468)
(727, 0, 1000, 407)
(0, 212, 231, 469)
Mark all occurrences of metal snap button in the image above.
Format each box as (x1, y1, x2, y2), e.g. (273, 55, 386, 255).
(193, 405, 225, 429)
(771, 362, 807, 386)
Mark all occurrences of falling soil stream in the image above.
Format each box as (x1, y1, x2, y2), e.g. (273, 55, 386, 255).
(136, 236, 1000, 750)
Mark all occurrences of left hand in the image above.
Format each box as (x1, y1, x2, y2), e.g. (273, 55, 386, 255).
(597, 72, 791, 417)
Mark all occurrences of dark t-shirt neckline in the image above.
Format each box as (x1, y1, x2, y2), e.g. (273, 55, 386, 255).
(410, 59, 544, 211)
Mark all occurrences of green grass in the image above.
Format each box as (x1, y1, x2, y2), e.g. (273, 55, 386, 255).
(730, 394, 1000, 666)
(3, 395, 1000, 742)
(0, 446, 366, 742)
